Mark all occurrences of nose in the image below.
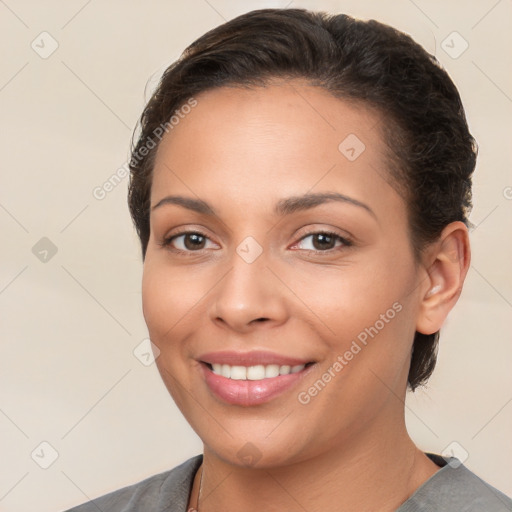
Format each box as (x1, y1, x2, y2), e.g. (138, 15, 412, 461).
(210, 248, 289, 333)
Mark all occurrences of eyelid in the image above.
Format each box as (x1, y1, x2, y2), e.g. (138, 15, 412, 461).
(160, 229, 218, 252)
(290, 230, 353, 252)
(160, 226, 353, 256)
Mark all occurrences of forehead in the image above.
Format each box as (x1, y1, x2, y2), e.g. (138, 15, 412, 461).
(151, 82, 403, 221)
(156, 81, 383, 160)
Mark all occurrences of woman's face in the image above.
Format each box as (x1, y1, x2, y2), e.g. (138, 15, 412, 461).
(142, 82, 429, 468)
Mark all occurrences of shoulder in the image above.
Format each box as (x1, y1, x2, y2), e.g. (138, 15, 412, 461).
(398, 453, 512, 511)
(61, 455, 203, 512)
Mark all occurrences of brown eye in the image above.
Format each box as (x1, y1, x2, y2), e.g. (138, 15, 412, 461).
(183, 233, 207, 250)
(164, 231, 213, 252)
(294, 231, 351, 252)
(311, 233, 336, 250)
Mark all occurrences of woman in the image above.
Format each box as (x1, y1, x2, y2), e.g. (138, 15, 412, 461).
(65, 8, 512, 512)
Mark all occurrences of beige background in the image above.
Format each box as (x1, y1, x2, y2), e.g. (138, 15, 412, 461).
(0, 1, 511, 510)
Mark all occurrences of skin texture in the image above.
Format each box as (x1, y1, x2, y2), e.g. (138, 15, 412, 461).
(142, 81, 470, 511)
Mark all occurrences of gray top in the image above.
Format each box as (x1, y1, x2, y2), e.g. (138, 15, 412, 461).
(63, 453, 512, 511)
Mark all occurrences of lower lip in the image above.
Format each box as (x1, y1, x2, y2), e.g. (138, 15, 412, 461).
(200, 363, 314, 406)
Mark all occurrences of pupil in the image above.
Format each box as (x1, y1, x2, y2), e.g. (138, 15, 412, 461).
(313, 233, 334, 250)
(185, 233, 205, 250)
(182, 233, 336, 251)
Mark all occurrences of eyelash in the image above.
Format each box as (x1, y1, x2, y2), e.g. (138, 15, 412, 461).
(160, 230, 353, 256)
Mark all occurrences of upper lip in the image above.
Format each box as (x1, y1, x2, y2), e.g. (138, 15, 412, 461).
(198, 350, 313, 367)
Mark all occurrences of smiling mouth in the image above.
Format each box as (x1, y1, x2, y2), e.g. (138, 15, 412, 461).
(199, 356, 316, 406)
(203, 362, 315, 380)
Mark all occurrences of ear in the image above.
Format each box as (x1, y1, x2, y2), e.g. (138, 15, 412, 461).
(416, 221, 471, 335)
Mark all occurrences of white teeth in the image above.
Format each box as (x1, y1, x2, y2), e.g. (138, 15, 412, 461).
(221, 364, 231, 378)
(247, 365, 265, 380)
(230, 366, 247, 380)
(209, 362, 307, 380)
(265, 364, 280, 378)
(279, 365, 291, 375)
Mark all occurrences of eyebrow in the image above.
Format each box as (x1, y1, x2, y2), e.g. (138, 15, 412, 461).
(151, 192, 376, 219)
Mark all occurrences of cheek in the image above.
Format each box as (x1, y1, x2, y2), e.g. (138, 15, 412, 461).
(290, 255, 412, 343)
(141, 257, 209, 341)
(142, 258, 207, 409)
(289, 251, 418, 400)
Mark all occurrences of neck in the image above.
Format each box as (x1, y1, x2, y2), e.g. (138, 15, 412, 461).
(189, 414, 440, 512)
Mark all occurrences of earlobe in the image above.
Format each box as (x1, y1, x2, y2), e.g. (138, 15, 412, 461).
(416, 221, 471, 335)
